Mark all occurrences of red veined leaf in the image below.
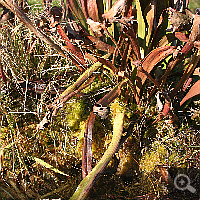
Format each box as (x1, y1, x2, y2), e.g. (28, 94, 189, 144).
(87, 0, 99, 22)
(57, 24, 86, 71)
(80, 0, 88, 19)
(175, 32, 189, 42)
(181, 42, 194, 54)
(125, 28, 141, 60)
(81, 0, 104, 22)
(81, 30, 115, 53)
(98, 57, 118, 74)
(170, 49, 199, 98)
(136, 46, 176, 90)
(162, 101, 170, 116)
(182, 77, 192, 92)
(96, 0, 104, 21)
(180, 79, 200, 106)
(120, 41, 129, 72)
(148, 9, 167, 52)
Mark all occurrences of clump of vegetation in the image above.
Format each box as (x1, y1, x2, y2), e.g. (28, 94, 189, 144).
(0, 0, 200, 199)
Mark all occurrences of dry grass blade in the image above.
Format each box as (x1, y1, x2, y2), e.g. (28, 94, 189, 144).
(0, 0, 66, 57)
(38, 54, 111, 129)
(33, 157, 70, 177)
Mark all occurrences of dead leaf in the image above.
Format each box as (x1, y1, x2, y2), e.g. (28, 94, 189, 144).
(168, 8, 193, 32)
(194, 41, 200, 49)
(102, 0, 132, 23)
(193, 67, 200, 76)
(188, 14, 200, 42)
(148, 9, 167, 52)
(87, 18, 103, 37)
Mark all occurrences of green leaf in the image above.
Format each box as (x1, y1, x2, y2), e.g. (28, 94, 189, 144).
(136, 0, 146, 57)
(67, 0, 88, 30)
(145, 2, 156, 47)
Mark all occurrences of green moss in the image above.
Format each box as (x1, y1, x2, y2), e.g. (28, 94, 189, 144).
(140, 142, 168, 173)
